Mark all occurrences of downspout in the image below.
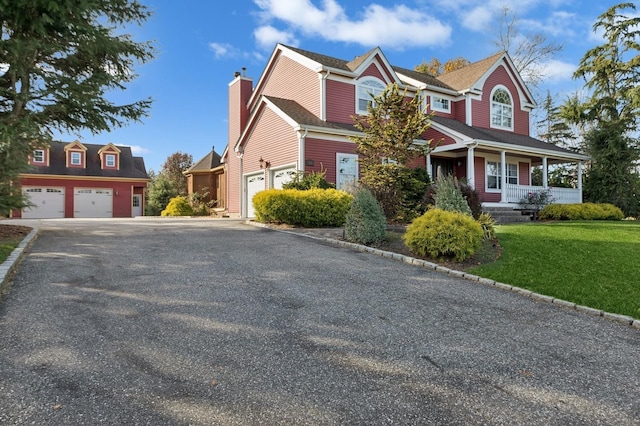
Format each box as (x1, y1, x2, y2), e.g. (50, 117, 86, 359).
(235, 149, 244, 217)
(298, 128, 308, 172)
(320, 70, 331, 121)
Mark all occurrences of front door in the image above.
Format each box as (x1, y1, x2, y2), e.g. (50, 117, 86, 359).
(132, 194, 142, 216)
(336, 153, 358, 190)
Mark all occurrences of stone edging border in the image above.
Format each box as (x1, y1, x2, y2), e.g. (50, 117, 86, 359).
(250, 221, 640, 330)
(0, 226, 39, 296)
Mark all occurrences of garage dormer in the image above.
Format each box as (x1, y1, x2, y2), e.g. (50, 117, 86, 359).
(98, 143, 121, 170)
(64, 140, 88, 168)
(30, 147, 50, 167)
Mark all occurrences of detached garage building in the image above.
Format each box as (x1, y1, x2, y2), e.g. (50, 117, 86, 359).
(14, 140, 151, 219)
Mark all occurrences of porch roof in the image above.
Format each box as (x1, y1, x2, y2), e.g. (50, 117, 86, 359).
(431, 115, 589, 161)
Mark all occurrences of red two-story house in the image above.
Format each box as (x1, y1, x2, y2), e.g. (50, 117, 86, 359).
(222, 44, 588, 218)
(15, 140, 150, 219)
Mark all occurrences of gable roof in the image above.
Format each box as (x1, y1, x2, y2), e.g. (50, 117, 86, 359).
(392, 65, 455, 91)
(187, 148, 222, 173)
(431, 115, 589, 160)
(436, 52, 504, 92)
(26, 141, 149, 179)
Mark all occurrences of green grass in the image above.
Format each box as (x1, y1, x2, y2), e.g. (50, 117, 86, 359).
(469, 221, 640, 319)
(0, 239, 22, 263)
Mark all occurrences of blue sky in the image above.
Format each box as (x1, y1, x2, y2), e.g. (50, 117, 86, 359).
(64, 0, 634, 173)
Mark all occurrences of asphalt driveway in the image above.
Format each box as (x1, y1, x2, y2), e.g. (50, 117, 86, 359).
(0, 218, 638, 425)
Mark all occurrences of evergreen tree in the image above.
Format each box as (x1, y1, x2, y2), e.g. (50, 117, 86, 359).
(561, 2, 640, 215)
(0, 0, 155, 214)
(536, 91, 578, 188)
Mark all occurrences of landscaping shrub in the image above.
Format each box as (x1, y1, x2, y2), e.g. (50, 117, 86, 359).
(476, 212, 497, 241)
(344, 188, 387, 245)
(282, 170, 335, 190)
(253, 188, 352, 227)
(403, 208, 483, 261)
(459, 180, 483, 219)
(538, 203, 624, 221)
(432, 175, 473, 216)
(161, 196, 194, 216)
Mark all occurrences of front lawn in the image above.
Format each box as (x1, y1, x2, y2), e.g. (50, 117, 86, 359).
(469, 221, 640, 319)
(0, 225, 32, 263)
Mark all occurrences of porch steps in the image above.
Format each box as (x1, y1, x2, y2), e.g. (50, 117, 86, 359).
(483, 206, 533, 224)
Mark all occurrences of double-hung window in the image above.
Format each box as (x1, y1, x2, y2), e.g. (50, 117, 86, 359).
(32, 149, 45, 163)
(356, 78, 385, 114)
(487, 161, 517, 189)
(105, 154, 116, 167)
(431, 95, 450, 113)
(70, 152, 82, 165)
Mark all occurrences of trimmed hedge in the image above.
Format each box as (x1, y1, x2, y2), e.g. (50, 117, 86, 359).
(403, 208, 483, 261)
(253, 188, 352, 227)
(538, 203, 624, 221)
(161, 196, 194, 216)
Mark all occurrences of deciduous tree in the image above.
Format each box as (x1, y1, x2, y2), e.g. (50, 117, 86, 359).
(414, 57, 470, 76)
(0, 0, 154, 215)
(350, 83, 433, 221)
(161, 151, 193, 196)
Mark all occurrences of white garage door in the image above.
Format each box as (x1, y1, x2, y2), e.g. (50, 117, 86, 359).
(74, 188, 113, 218)
(272, 168, 297, 189)
(22, 187, 65, 219)
(246, 173, 265, 218)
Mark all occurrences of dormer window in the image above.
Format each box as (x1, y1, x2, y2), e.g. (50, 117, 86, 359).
(32, 149, 45, 164)
(105, 154, 116, 167)
(98, 143, 121, 170)
(431, 95, 451, 113)
(356, 78, 385, 114)
(491, 86, 513, 130)
(70, 152, 82, 165)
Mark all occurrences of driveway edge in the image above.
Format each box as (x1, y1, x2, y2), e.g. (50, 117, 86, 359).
(249, 221, 640, 330)
(0, 227, 39, 296)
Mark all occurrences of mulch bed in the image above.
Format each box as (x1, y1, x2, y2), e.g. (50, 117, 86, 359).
(0, 225, 32, 240)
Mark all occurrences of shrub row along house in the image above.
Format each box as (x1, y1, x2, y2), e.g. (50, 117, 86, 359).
(15, 140, 150, 218)
(196, 43, 587, 219)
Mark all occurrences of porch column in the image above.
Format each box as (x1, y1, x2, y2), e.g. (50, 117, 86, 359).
(577, 161, 583, 203)
(500, 150, 507, 203)
(542, 156, 548, 188)
(426, 153, 432, 180)
(466, 147, 475, 189)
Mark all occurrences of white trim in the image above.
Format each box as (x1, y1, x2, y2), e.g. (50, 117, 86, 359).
(32, 149, 45, 163)
(430, 95, 451, 113)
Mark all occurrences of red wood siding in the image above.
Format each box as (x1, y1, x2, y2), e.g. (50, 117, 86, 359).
(17, 177, 146, 218)
(472, 65, 530, 135)
(242, 107, 299, 188)
(304, 138, 357, 183)
(425, 128, 456, 147)
(359, 62, 387, 81)
(326, 79, 356, 124)
(453, 99, 466, 123)
(474, 156, 499, 203)
(519, 162, 530, 185)
(261, 55, 320, 117)
(224, 150, 241, 215)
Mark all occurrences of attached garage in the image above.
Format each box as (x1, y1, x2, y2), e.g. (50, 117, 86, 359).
(74, 188, 113, 218)
(22, 187, 65, 219)
(272, 167, 296, 189)
(246, 173, 265, 218)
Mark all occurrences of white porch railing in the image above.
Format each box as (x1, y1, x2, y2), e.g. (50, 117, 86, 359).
(505, 184, 582, 204)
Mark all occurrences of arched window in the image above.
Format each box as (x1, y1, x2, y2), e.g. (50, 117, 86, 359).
(356, 78, 385, 114)
(491, 86, 513, 129)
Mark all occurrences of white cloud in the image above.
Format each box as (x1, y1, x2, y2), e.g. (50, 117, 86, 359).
(253, 0, 451, 49)
(540, 59, 576, 83)
(461, 6, 492, 31)
(209, 42, 233, 59)
(124, 145, 151, 155)
(253, 25, 298, 50)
